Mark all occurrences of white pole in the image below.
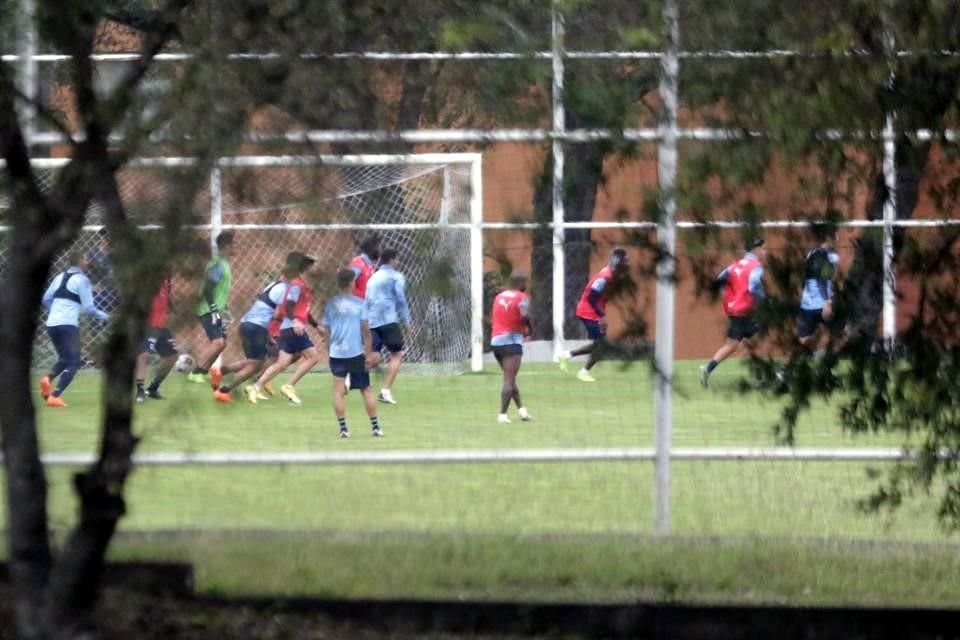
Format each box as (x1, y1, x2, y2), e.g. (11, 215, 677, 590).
(881, 24, 897, 346)
(551, 1, 566, 360)
(654, 0, 680, 536)
(210, 166, 222, 253)
(470, 156, 485, 372)
(16, 0, 37, 146)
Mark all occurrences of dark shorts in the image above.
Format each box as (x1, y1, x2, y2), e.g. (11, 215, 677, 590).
(278, 327, 314, 354)
(199, 312, 226, 341)
(371, 323, 404, 353)
(47, 325, 81, 365)
(579, 318, 606, 340)
(142, 328, 177, 357)
(240, 322, 271, 361)
(797, 308, 842, 339)
(727, 315, 759, 341)
(329, 355, 370, 390)
(492, 343, 523, 364)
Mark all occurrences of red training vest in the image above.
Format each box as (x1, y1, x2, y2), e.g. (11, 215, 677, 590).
(148, 276, 172, 329)
(575, 266, 614, 321)
(722, 255, 762, 317)
(491, 289, 529, 337)
(280, 276, 313, 323)
(349, 255, 375, 298)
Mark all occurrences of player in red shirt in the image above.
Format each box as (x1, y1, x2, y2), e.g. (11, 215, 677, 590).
(348, 234, 381, 299)
(558, 248, 630, 382)
(135, 275, 178, 402)
(699, 238, 767, 388)
(490, 271, 532, 424)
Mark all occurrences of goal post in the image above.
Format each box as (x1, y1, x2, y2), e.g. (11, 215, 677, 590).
(0, 153, 485, 374)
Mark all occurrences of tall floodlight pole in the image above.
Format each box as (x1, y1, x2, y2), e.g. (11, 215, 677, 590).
(551, 1, 567, 360)
(654, 0, 679, 535)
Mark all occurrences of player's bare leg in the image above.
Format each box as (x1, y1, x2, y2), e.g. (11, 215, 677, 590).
(700, 338, 748, 387)
(360, 387, 382, 436)
(497, 353, 528, 423)
(378, 351, 402, 404)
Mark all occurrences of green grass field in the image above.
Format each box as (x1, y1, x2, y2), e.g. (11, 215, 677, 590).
(8, 358, 960, 605)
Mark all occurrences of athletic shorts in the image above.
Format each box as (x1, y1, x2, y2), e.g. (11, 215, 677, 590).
(199, 312, 226, 341)
(329, 355, 370, 390)
(579, 318, 606, 340)
(371, 323, 404, 353)
(492, 343, 523, 364)
(797, 308, 844, 339)
(240, 322, 271, 361)
(727, 315, 759, 341)
(278, 327, 314, 354)
(142, 328, 177, 357)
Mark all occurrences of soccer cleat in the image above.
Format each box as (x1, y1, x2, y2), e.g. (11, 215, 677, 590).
(576, 369, 596, 383)
(699, 365, 710, 388)
(339, 429, 350, 439)
(377, 389, 397, 405)
(256, 389, 271, 401)
(146, 388, 165, 400)
(186, 372, 207, 385)
(39, 376, 52, 400)
(558, 351, 570, 373)
(262, 381, 275, 397)
(372, 427, 384, 437)
(244, 384, 258, 404)
(497, 413, 511, 424)
(46, 395, 67, 407)
(209, 367, 223, 390)
(518, 407, 532, 422)
(135, 388, 146, 404)
(280, 384, 302, 405)
(213, 389, 233, 404)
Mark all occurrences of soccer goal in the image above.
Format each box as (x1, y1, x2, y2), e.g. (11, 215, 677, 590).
(0, 153, 484, 374)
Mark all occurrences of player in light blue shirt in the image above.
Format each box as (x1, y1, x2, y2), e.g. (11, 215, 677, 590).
(363, 248, 411, 405)
(322, 268, 381, 439)
(797, 228, 842, 349)
(39, 250, 109, 406)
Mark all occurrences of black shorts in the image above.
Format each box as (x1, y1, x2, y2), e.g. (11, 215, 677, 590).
(199, 312, 226, 341)
(329, 355, 370, 390)
(797, 308, 843, 339)
(492, 343, 523, 364)
(240, 322, 270, 361)
(142, 328, 177, 357)
(371, 323, 404, 353)
(727, 315, 759, 341)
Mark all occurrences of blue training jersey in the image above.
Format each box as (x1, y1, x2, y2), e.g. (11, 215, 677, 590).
(241, 280, 288, 328)
(42, 267, 109, 327)
(323, 294, 368, 359)
(800, 247, 839, 310)
(365, 265, 411, 329)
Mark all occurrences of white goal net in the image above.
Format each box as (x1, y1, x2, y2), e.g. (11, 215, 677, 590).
(0, 154, 481, 374)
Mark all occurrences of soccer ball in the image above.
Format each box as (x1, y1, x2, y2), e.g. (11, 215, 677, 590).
(175, 353, 196, 373)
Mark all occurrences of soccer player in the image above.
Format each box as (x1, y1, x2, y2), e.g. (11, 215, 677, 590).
(39, 250, 110, 406)
(491, 271, 533, 424)
(135, 275, 177, 403)
(699, 238, 766, 388)
(558, 247, 630, 382)
(188, 232, 234, 388)
(348, 233, 381, 298)
(321, 268, 381, 438)
(250, 253, 321, 405)
(364, 247, 411, 404)
(797, 228, 842, 351)
(213, 255, 309, 404)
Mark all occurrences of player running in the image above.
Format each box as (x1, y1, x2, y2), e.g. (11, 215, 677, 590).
(135, 275, 177, 402)
(558, 247, 630, 382)
(322, 268, 382, 438)
(39, 250, 110, 406)
(699, 238, 767, 388)
(348, 233, 381, 298)
(797, 228, 842, 351)
(250, 252, 320, 405)
(491, 271, 533, 424)
(188, 232, 234, 388)
(364, 248, 411, 405)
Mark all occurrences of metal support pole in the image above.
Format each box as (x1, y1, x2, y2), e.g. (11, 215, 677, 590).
(551, 2, 566, 359)
(15, 0, 37, 146)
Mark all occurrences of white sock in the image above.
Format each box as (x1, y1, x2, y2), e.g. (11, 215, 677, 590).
(518, 407, 530, 419)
